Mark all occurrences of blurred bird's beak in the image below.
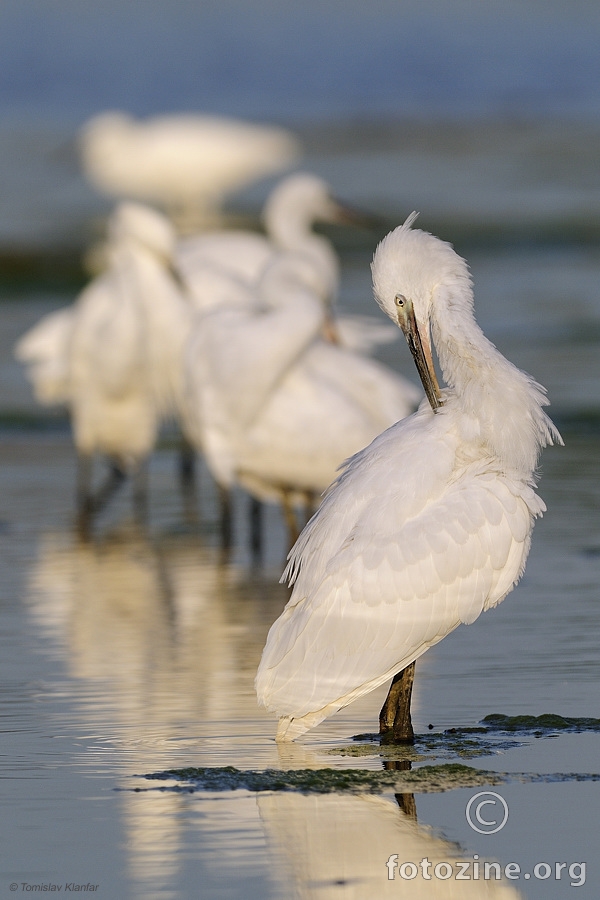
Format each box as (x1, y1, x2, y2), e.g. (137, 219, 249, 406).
(322, 309, 340, 344)
(395, 294, 443, 412)
(330, 199, 388, 231)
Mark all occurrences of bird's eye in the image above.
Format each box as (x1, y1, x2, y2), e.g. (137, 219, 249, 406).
(395, 294, 406, 308)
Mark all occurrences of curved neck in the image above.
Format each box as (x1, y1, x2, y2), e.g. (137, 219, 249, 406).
(432, 287, 558, 477)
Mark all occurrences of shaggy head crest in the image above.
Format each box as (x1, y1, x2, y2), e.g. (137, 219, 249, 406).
(371, 212, 472, 324)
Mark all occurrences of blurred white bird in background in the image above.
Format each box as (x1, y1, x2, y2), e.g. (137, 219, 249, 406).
(256, 214, 562, 743)
(178, 172, 399, 352)
(79, 111, 301, 232)
(69, 202, 193, 531)
(183, 246, 420, 551)
(178, 172, 344, 290)
(17, 202, 192, 534)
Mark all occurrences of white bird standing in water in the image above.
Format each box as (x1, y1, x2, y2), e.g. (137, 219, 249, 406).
(183, 248, 420, 548)
(67, 203, 191, 529)
(256, 214, 562, 743)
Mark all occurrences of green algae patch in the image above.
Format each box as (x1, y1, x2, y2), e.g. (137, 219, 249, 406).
(330, 729, 523, 761)
(140, 763, 504, 795)
(481, 714, 600, 733)
(339, 714, 600, 761)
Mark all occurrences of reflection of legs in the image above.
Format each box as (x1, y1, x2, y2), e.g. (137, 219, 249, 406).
(379, 661, 416, 744)
(384, 759, 418, 821)
(396, 790, 417, 820)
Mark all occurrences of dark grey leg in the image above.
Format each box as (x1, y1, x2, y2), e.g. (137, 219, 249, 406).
(250, 497, 263, 561)
(303, 490, 318, 527)
(76, 455, 127, 537)
(93, 459, 127, 515)
(178, 435, 196, 490)
(379, 661, 416, 744)
(218, 483, 233, 551)
(282, 490, 300, 550)
(76, 453, 94, 538)
(132, 459, 149, 525)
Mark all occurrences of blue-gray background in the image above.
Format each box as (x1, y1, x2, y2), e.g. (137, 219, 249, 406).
(3, 0, 600, 123)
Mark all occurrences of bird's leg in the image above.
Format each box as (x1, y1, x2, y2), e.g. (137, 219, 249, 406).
(249, 497, 263, 562)
(304, 490, 319, 525)
(282, 490, 300, 549)
(132, 460, 149, 526)
(178, 434, 196, 491)
(89, 459, 127, 516)
(217, 483, 233, 551)
(178, 434, 199, 524)
(379, 661, 416, 744)
(75, 453, 94, 539)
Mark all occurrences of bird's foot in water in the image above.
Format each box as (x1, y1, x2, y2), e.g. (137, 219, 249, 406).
(379, 661, 416, 744)
(379, 722, 415, 745)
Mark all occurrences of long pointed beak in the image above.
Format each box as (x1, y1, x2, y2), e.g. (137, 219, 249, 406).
(330, 198, 389, 232)
(395, 295, 443, 412)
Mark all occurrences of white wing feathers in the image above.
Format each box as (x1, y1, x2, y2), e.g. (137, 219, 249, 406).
(256, 412, 544, 725)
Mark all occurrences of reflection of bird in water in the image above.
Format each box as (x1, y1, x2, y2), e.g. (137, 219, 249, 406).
(25, 530, 286, 898)
(178, 172, 399, 352)
(183, 250, 420, 549)
(26, 530, 286, 738)
(258, 792, 522, 898)
(79, 111, 301, 232)
(257, 215, 561, 742)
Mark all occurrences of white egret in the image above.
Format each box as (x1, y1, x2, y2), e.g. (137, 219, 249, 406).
(256, 214, 562, 742)
(183, 250, 420, 548)
(67, 203, 192, 529)
(179, 177, 413, 550)
(79, 111, 300, 231)
(15, 205, 197, 530)
(177, 172, 343, 289)
(178, 172, 397, 350)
